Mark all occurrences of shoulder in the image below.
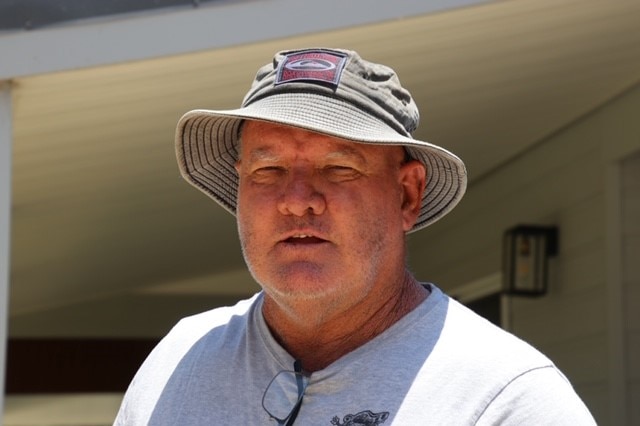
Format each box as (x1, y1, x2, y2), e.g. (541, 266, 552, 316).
(114, 293, 262, 424)
(143, 293, 261, 373)
(475, 365, 596, 425)
(407, 286, 555, 392)
(165, 293, 260, 345)
(426, 288, 595, 424)
(438, 293, 552, 368)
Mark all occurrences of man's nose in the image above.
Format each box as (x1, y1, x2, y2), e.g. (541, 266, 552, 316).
(277, 170, 326, 217)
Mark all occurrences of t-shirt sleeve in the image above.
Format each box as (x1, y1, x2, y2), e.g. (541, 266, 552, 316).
(475, 366, 597, 425)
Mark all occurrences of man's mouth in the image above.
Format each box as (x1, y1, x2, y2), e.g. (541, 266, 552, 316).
(284, 234, 327, 244)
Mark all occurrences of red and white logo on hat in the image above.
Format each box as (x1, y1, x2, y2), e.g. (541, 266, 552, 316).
(275, 49, 347, 87)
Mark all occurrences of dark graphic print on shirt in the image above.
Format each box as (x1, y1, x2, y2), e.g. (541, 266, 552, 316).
(331, 410, 390, 425)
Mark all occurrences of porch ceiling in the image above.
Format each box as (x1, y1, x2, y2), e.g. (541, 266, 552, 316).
(8, 0, 640, 337)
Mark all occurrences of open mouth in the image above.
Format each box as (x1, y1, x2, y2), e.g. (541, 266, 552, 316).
(284, 234, 327, 245)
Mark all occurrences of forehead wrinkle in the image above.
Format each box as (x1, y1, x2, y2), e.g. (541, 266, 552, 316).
(243, 138, 369, 164)
(324, 144, 367, 164)
(245, 147, 281, 163)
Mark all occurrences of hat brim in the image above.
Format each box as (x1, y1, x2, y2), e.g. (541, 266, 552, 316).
(175, 92, 467, 233)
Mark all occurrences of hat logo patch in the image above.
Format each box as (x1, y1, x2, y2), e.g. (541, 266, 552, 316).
(276, 50, 347, 87)
(285, 59, 337, 72)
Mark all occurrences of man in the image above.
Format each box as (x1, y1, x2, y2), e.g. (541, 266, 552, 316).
(115, 48, 595, 425)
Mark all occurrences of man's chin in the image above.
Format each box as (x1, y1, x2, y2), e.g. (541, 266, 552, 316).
(263, 274, 341, 300)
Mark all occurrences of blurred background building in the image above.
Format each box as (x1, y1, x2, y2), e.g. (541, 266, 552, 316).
(0, 0, 639, 424)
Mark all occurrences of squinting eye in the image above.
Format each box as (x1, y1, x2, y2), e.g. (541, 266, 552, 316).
(250, 166, 286, 182)
(254, 166, 285, 174)
(324, 165, 360, 179)
(328, 166, 353, 173)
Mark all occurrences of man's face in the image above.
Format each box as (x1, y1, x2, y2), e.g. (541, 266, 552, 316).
(235, 121, 425, 307)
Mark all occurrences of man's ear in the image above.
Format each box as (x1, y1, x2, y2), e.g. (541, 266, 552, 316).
(399, 160, 427, 232)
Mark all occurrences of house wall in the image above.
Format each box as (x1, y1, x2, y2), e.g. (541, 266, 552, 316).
(408, 82, 640, 425)
(621, 150, 640, 426)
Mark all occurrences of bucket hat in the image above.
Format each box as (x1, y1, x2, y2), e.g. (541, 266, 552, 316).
(175, 47, 467, 232)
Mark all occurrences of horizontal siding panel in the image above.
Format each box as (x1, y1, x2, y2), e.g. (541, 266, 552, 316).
(510, 286, 606, 346)
(621, 153, 640, 187)
(602, 85, 640, 161)
(565, 203, 608, 245)
(558, 243, 605, 295)
(413, 241, 498, 293)
(575, 383, 609, 426)
(560, 193, 606, 252)
(624, 282, 640, 333)
(629, 383, 640, 426)
(541, 332, 608, 384)
(411, 146, 604, 284)
(627, 331, 640, 380)
(622, 196, 640, 234)
(623, 235, 640, 279)
(413, 134, 603, 240)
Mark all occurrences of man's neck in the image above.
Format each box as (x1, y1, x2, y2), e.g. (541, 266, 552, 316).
(261, 272, 429, 372)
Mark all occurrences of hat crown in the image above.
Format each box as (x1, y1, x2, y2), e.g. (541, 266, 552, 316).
(176, 47, 467, 233)
(242, 48, 420, 137)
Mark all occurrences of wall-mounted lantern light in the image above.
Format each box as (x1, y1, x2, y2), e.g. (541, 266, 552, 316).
(502, 225, 558, 297)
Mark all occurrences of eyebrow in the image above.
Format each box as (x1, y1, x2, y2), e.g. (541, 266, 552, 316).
(246, 147, 280, 163)
(244, 144, 368, 164)
(324, 145, 367, 164)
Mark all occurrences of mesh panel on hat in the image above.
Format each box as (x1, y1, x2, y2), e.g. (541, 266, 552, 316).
(176, 92, 466, 232)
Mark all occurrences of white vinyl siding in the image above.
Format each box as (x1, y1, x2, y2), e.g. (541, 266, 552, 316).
(408, 83, 640, 425)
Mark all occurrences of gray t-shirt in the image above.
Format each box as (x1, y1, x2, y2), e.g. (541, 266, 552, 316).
(114, 285, 596, 425)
